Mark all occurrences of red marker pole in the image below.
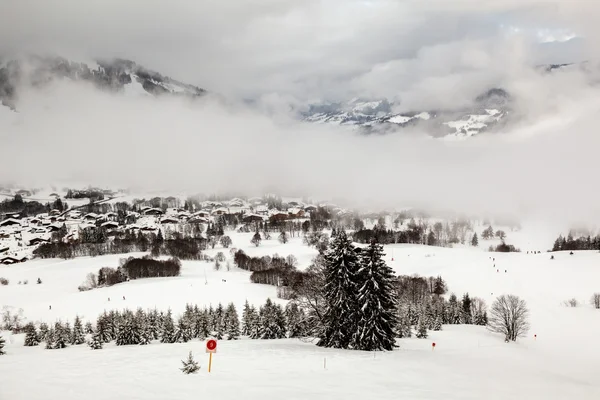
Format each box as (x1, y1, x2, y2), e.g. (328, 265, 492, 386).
(206, 339, 217, 372)
(432, 342, 436, 351)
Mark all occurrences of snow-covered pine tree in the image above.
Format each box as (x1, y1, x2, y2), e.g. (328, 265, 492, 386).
(433, 316, 443, 331)
(396, 314, 412, 338)
(24, 322, 40, 346)
(258, 299, 286, 339)
(207, 305, 216, 333)
(96, 314, 111, 343)
(116, 312, 141, 346)
(318, 229, 360, 349)
(160, 309, 176, 343)
(89, 330, 103, 350)
(461, 293, 473, 325)
(39, 322, 49, 341)
(54, 322, 69, 349)
(195, 308, 210, 340)
(214, 303, 225, 340)
(85, 321, 94, 334)
(72, 316, 86, 345)
(0, 334, 6, 354)
(241, 300, 252, 336)
(248, 306, 261, 339)
(147, 309, 160, 340)
(45, 327, 55, 349)
(180, 351, 200, 374)
(285, 303, 307, 338)
(351, 240, 398, 351)
(174, 316, 193, 343)
(415, 318, 428, 339)
(135, 309, 151, 345)
(224, 303, 240, 340)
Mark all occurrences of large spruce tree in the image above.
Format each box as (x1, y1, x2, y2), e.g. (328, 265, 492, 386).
(0, 334, 5, 355)
(72, 316, 86, 345)
(24, 322, 40, 347)
(317, 229, 360, 349)
(352, 240, 398, 351)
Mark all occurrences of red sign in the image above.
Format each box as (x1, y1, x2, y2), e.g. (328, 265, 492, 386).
(206, 339, 217, 353)
(432, 342, 436, 347)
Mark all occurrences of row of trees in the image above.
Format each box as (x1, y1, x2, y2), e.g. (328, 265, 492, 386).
(552, 233, 600, 252)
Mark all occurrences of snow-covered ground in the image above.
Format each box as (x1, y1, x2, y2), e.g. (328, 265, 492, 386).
(1, 233, 600, 399)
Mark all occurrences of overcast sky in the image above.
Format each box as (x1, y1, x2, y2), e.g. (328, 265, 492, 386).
(0, 0, 597, 102)
(1, 0, 600, 227)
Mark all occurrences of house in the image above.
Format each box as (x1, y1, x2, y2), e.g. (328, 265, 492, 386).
(83, 213, 99, 221)
(1, 256, 24, 265)
(46, 224, 63, 233)
(193, 211, 210, 218)
(143, 208, 164, 216)
(0, 218, 21, 227)
(189, 217, 208, 224)
(49, 209, 62, 216)
(242, 214, 264, 223)
(228, 198, 245, 207)
(211, 207, 228, 216)
(101, 221, 119, 229)
(269, 212, 289, 223)
(304, 205, 318, 212)
(160, 217, 179, 224)
(288, 208, 306, 218)
(28, 237, 49, 246)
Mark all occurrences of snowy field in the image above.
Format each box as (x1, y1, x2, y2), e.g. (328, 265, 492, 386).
(1, 232, 600, 399)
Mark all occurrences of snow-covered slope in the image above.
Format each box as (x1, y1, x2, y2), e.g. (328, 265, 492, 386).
(1, 237, 599, 399)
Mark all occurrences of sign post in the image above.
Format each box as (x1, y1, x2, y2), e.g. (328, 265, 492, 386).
(206, 339, 217, 373)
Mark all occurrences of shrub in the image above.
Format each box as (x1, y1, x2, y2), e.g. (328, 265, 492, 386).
(563, 298, 579, 307)
(0, 278, 8, 286)
(591, 293, 600, 309)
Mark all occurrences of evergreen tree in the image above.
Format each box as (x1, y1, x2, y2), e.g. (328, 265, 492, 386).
(259, 299, 286, 339)
(24, 322, 40, 346)
(0, 334, 5, 355)
(213, 303, 225, 340)
(116, 313, 141, 346)
(415, 318, 428, 339)
(194, 308, 210, 340)
(72, 316, 86, 345)
(160, 309, 176, 343)
(39, 322, 49, 341)
(45, 328, 56, 349)
(352, 240, 398, 351)
(461, 293, 473, 324)
(180, 351, 200, 374)
(278, 231, 288, 244)
(241, 300, 252, 336)
(147, 309, 160, 340)
(85, 321, 94, 334)
(89, 330, 103, 350)
(54, 322, 69, 349)
(224, 303, 240, 340)
(285, 303, 306, 338)
(433, 316, 443, 331)
(396, 314, 412, 338)
(251, 231, 262, 247)
(247, 306, 261, 339)
(135, 309, 151, 345)
(174, 316, 193, 343)
(318, 229, 360, 349)
(471, 232, 479, 247)
(96, 314, 111, 343)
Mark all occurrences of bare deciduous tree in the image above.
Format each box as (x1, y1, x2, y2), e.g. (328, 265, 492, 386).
(591, 293, 600, 309)
(488, 294, 530, 342)
(563, 298, 578, 307)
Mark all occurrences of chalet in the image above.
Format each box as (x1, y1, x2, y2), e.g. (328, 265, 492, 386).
(0, 218, 21, 227)
(46, 224, 63, 233)
(254, 205, 269, 215)
(242, 214, 264, 223)
(68, 211, 82, 219)
(105, 212, 117, 221)
(189, 217, 208, 224)
(83, 213, 99, 221)
(288, 201, 301, 207)
(193, 211, 210, 218)
(288, 208, 306, 218)
(140, 226, 157, 232)
(304, 205, 318, 212)
(269, 212, 289, 223)
(160, 217, 179, 224)
(211, 207, 228, 216)
(143, 208, 164, 216)
(101, 221, 119, 229)
(228, 198, 245, 207)
(1, 256, 25, 265)
(140, 206, 151, 213)
(16, 189, 32, 197)
(49, 209, 62, 216)
(28, 237, 49, 246)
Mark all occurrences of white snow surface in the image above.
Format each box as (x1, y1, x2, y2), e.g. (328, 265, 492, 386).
(1, 232, 600, 399)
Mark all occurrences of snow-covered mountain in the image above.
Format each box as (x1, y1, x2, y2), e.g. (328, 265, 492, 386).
(0, 55, 206, 110)
(301, 88, 512, 139)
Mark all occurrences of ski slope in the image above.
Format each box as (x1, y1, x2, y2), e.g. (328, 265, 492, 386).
(1, 234, 600, 400)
